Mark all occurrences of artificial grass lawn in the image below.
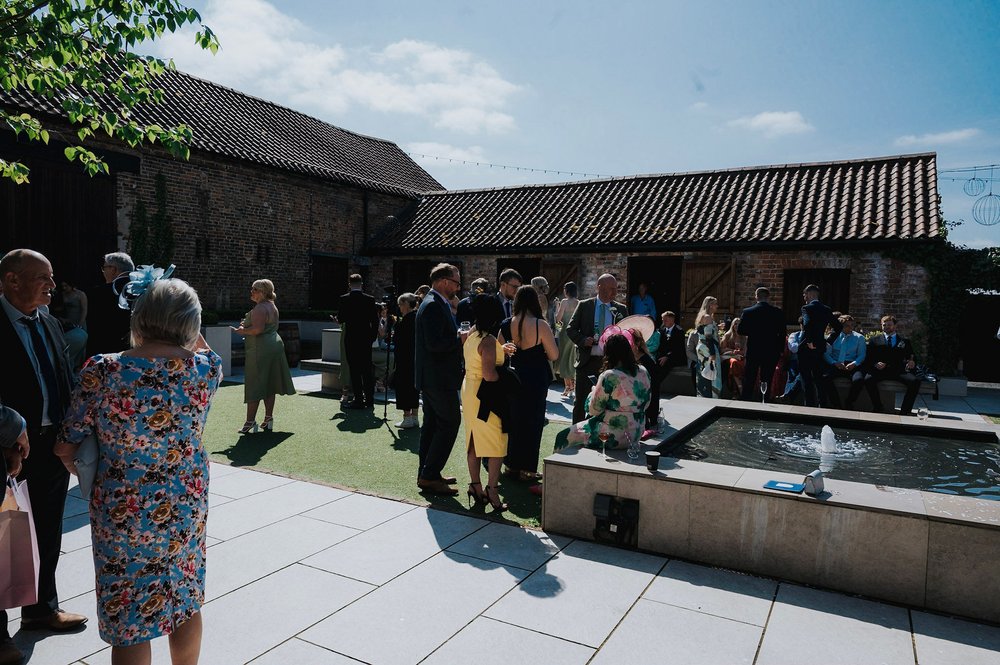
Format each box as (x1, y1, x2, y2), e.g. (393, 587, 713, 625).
(202, 382, 566, 527)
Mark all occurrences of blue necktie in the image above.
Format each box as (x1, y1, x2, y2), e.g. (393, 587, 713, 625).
(21, 316, 62, 423)
(598, 303, 608, 334)
(504, 299, 512, 319)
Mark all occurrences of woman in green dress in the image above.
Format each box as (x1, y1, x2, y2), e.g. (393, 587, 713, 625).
(232, 279, 296, 433)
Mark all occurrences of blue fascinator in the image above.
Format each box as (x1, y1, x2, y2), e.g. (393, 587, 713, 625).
(117, 264, 176, 310)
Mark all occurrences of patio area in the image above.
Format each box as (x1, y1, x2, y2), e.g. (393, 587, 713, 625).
(6, 371, 999, 664)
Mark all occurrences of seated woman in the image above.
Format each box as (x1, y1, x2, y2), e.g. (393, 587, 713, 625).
(720, 316, 747, 397)
(562, 332, 651, 450)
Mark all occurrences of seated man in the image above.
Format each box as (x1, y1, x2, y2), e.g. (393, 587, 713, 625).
(861, 315, 922, 416)
(821, 314, 867, 409)
(777, 317, 804, 403)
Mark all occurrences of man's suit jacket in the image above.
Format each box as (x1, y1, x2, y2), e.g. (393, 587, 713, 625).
(738, 301, 786, 361)
(864, 334, 917, 375)
(337, 290, 378, 346)
(414, 292, 463, 391)
(565, 297, 628, 367)
(655, 324, 687, 368)
(455, 297, 475, 326)
(85, 275, 132, 356)
(0, 308, 74, 436)
(800, 299, 835, 351)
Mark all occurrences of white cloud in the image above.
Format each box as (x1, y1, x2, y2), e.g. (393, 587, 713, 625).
(894, 128, 981, 148)
(728, 111, 814, 138)
(405, 142, 486, 163)
(688, 101, 709, 111)
(145, 0, 520, 134)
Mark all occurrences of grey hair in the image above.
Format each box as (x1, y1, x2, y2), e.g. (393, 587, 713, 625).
(130, 278, 202, 349)
(397, 292, 418, 308)
(104, 252, 135, 274)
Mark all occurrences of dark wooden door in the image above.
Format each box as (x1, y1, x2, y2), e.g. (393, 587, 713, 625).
(541, 260, 579, 300)
(309, 254, 348, 309)
(680, 258, 736, 326)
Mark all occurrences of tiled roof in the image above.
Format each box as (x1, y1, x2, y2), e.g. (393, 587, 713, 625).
(1, 69, 443, 197)
(371, 153, 940, 252)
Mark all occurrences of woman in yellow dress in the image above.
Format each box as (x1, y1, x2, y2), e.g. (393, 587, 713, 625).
(462, 295, 513, 512)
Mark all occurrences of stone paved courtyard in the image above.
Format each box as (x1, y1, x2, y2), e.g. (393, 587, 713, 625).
(6, 373, 1000, 664)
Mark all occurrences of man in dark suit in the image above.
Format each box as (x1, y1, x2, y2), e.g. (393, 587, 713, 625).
(1, 250, 87, 659)
(490, 268, 522, 331)
(655, 311, 687, 372)
(737, 287, 787, 402)
(414, 263, 465, 495)
(798, 284, 836, 408)
(456, 277, 490, 327)
(565, 273, 628, 422)
(336, 274, 379, 409)
(861, 315, 923, 415)
(84, 251, 134, 357)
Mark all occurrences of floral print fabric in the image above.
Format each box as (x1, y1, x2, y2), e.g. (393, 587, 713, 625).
(563, 366, 651, 449)
(61, 352, 221, 646)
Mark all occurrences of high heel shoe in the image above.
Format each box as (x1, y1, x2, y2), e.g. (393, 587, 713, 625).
(485, 485, 508, 512)
(238, 420, 258, 434)
(261, 417, 274, 432)
(467, 481, 487, 508)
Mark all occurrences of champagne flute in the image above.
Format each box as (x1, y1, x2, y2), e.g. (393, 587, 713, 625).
(598, 431, 610, 460)
(760, 381, 768, 404)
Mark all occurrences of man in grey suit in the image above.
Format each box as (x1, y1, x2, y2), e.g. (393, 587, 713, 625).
(1, 249, 87, 662)
(414, 263, 466, 495)
(565, 273, 628, 422)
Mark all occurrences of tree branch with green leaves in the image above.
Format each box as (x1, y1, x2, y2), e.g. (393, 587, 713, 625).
(0, 0, 218, 183)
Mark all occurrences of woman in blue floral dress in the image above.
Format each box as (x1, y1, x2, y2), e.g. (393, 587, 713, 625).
(562, 333, 651, 449)
(56, 279, 221, 665)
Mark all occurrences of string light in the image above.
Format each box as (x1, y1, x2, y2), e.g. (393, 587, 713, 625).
(405, 151, 614, 179)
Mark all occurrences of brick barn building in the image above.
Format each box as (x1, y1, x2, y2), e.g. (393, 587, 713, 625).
(3, 68, 939, 340)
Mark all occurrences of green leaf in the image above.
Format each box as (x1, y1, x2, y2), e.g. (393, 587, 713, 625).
(64, 146, 78, 160)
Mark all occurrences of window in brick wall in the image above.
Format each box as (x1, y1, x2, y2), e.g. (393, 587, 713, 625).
(310, 254, 348, 310)
(782, 268, 851, 323)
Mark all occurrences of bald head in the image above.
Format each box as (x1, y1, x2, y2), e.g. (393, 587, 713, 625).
(596, 273, 617, 303)
(1, 249, 55, 314)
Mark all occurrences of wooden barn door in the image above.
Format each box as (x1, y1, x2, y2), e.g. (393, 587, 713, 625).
(680, 257, 736, 327)
(540, 260, 578, 301)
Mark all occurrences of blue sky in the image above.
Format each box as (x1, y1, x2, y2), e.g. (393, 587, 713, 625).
(151, 0, 1000, 248)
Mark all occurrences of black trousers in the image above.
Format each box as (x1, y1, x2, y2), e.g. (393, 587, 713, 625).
(864, 371, 923, 415)
(797, 345, 827, 407)
(0, 427, 68, 638)
(740, 355, 779, 401)
(572, 355, 604, 423)
(418, 387, 461, 481)
(345, 339, 375, 405)
(822, 367, 865, 408)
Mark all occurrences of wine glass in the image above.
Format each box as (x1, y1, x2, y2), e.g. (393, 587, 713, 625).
(760, 381, 768, 404)
(598, 431, 610, 460)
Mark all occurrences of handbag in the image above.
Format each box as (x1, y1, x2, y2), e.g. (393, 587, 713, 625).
(74, 432, 99, 499)
(0, 477, 41, 609)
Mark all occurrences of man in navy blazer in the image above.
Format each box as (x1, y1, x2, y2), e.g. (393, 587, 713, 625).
(798, 284, 836, 407)
(737, 287, 787, 401)
(336, 274, 379, 409)
(565, 274, 628, 422)
(414, 263, 466, 495)
(1, 249, 87, 655)
(861, 315, 922, 415)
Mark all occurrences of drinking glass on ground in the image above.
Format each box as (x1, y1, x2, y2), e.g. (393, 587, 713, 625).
(760, 381, 768, 404)
(917, 407, 929, 421)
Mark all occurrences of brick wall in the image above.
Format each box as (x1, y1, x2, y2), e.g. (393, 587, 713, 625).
(114, 147, 415, 311)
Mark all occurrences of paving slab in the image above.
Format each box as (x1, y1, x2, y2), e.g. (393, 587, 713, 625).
(56, 546, 96, 601)
(756, 584, 914, 665)
(446, 521, 572, 571)
(207, 466, 296, 499)
(911, 611, 1000, 665)
(206, 515, 359, 601)
(208, 461, 242, 479)
(301, 506, 486, 585)
(590, 598, 763, 665)
(301, 551, 528, 665)
(207, 479, 350, 540)
(423, 615, 594, 665)
(643, 560, 777, 626)
(484, 539, 666, 648)
(63, 494, 89, 518)
(250, 638, 361, 664)
(61, 512, 93, 553)
(86, 563, 373, 665)
(11, 592, 105, 665)
(302, 491, 416, 530)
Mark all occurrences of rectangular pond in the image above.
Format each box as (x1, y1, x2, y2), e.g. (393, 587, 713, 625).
(660, 413, 1000, 500)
